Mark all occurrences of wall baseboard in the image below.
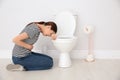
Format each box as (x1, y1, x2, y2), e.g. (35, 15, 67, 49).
(0, 50, 120, 59)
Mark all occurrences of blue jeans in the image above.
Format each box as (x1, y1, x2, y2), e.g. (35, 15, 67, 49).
(12, 52, 53, 71)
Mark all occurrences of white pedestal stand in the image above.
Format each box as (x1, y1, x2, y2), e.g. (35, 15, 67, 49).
(85, 33, 95, 62)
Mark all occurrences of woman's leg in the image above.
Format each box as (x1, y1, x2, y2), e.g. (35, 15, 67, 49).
(12, 52, 53, 71)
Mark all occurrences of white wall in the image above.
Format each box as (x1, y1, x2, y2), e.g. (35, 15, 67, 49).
(0, 0, 120, 58)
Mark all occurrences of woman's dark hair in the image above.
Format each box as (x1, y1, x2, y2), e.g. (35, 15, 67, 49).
(27, 21, 57, 33)
(45, 21, 57, 33)
(26, 21, 45, 26)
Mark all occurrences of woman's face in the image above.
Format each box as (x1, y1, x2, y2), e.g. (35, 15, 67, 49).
(43, 25, 55, 36)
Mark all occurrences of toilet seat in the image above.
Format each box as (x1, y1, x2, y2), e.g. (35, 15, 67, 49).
(54, 36, 77, 44)
(55, 11, 76, 37)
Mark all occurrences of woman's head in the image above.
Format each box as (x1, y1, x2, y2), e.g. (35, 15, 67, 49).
(43, 21, 57, 36)
(45, 22, 57, 33)
(36, 21, 57, 37)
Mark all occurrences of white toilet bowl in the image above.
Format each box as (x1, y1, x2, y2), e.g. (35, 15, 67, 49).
(52, 36, 77, 67)
(52, 11, 77, 67)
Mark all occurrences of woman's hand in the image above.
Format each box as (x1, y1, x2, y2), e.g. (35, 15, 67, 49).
(27, 45, 33, 50)
(51, 34, 57, 40)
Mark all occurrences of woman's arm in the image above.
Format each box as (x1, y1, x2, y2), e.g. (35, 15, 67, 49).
(12, 32, 33, 50)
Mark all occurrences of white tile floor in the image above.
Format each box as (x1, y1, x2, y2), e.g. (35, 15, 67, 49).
(0, 59, 120, 80)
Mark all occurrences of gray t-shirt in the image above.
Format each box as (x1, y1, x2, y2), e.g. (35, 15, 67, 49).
(12, 23, 40, 58)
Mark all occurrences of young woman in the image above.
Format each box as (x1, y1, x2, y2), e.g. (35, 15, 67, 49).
(6, 21, 57, 71)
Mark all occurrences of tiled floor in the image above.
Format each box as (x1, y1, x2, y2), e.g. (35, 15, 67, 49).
(0, 59, 120, 80)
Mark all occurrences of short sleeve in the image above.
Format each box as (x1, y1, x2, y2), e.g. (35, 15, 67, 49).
(21, 24, 39, 39)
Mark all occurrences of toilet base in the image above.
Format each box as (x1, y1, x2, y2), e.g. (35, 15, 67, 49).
(59, 53, 71, 67)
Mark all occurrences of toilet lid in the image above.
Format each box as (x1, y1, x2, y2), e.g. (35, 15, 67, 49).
(55, 11, 76, 37)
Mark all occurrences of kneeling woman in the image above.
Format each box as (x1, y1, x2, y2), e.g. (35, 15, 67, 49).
(7, 21, 57, 71)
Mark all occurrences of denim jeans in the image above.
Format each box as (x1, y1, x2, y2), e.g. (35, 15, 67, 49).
(12, 52, 53, 71)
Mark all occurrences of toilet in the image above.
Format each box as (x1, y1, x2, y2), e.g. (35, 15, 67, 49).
(52, 11, 77, 67)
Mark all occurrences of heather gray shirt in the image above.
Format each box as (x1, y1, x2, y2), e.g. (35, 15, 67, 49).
(12, 23, 40, 58)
